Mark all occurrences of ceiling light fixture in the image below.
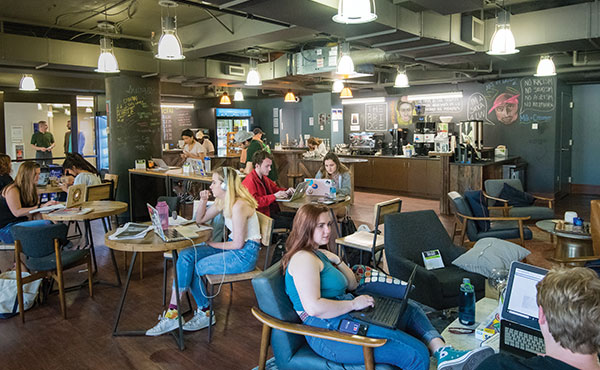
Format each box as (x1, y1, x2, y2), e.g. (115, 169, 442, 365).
(219, 92, 232, 105)
(19, 74, 38, 91)
(233, 90, 244, 101)
(284, 90, 297, 103)
(47, 109, 54, 118)
(245, 59, 262, 86)
(534, 55, 556, 76)
(336, 44, 355, 77)
(341, 97, 386, 105)
(406, 91, 463, 101)
(394, 69, 409, 88)
(332, 80, 344, 93)
(37, 103, 43, 110)
(340, 86, 353, 99)
(156, 0, 185, 60)
(95, 37, 120, 73)
(160, 103, 195, 109)
(86, 107, 93, 113)
(332, 0, 377, 24)
(487, 10, 519, 55)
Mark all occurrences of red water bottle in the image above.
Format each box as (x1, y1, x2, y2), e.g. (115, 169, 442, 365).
(156, 201, 169, 230)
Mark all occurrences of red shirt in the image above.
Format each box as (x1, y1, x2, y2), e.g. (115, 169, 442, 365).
(242, 170, 287, 217)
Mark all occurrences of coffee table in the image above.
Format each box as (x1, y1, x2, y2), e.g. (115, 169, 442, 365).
(440, 297, 498, 351)
(536, 219, 593, 264)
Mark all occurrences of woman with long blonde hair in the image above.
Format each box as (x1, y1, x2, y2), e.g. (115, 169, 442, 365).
(147, 166, 260, 336)
(0, 161, 56, 243)
(0, 154, 13, 190)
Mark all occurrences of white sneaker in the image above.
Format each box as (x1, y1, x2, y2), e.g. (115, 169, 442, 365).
(183, 308, 216, 331)
(146, 310, 183, 336)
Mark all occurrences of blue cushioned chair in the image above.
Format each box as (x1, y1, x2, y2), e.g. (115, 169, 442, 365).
(484, 179, 555, 221)
(251, 262, 397, 370)
(383, 210, 486, 310)
(12, 222, 92, 323)
(448, 191, 532, 246)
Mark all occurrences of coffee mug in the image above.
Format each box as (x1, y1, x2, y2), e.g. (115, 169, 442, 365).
(564, 211, 578, 224)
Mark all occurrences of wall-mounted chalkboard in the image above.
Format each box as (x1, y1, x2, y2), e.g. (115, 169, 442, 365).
(365, 103, 388, 131)
(161, 107, 196, 145)
(409, 95, 463, 114)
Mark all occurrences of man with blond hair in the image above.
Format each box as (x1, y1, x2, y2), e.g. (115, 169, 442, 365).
(477, 266, 600, 370)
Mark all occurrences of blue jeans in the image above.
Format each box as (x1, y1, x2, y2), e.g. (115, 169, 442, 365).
(303, 290, 442, 370)
(0, 220, 52, 244)
(175, 239, 260, 308)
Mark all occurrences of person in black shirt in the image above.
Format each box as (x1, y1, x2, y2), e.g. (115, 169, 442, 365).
(0, 154, 13, 190)
(477, 266, 600, 370)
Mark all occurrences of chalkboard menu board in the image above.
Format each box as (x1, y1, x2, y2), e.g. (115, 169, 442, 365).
(365, 103, 388, 131)
(410, 95, 463, 114)
(161, 107, 196, 144)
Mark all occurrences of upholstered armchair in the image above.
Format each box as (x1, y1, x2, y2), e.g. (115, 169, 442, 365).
(484, 179, 554, 220)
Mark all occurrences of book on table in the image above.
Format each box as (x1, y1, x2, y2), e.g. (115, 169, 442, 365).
(51, 207, 93, 216)
(108, 222, 154, 240)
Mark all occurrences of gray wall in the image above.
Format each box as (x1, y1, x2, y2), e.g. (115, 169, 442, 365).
(572, 84, 600, 185)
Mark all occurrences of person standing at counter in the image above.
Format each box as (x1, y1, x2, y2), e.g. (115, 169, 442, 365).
(30, 121, 55, 166)
(242, 150, 295, 230)
(199, 135, 215, 156)
(303, 137, 328, 159)
(315, 152, 351, 197)
(64, 120, 86, 154)
(180, 129, 206, 161)
(0, 154, 13, 190)
(234, 130, 254, 169)
(244, 127, 279, 183)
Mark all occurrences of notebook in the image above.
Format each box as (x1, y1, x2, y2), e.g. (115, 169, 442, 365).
(500, 261, 547, 358)
(349, 265, 417, 329)
(147, 203, 186, 242)
(304, 178, 332, 196)
(276, 181, 309, 203)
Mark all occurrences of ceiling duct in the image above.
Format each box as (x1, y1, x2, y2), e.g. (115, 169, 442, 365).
(461, 15, 484, 46)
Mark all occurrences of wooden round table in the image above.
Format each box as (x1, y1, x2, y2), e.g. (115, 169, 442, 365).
(105, 225, 211, 350)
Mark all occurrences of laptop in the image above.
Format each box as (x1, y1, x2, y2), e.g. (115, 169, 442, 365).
(276, 181, 309, 202)
(349, 265, 417, 329)
(151, 158, 179, 170)
(500, 261, 548, 358)
(147, 203, 186, 242)
(66, 184, 86, 208)
(304, 178, 332, 196)
(37, 171, 50, 187)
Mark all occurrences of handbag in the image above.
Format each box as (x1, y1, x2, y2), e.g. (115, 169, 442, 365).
(0, 271, 42, 319)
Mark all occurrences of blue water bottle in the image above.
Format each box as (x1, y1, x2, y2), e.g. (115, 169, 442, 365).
(459, 278, 476, 325)
(329, 185, 337, 200)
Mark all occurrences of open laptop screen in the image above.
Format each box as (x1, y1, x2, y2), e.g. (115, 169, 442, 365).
(502, 261, 547, 330)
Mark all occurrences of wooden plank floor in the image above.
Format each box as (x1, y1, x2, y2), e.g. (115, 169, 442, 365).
(0, 192, 588, 370)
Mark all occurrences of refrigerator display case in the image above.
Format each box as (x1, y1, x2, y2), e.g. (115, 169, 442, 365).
(215, 108, 252, 156)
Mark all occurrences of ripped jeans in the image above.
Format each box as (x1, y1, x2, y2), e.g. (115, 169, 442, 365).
(303, 293, 442, 370)
(175, 239, 260, 308)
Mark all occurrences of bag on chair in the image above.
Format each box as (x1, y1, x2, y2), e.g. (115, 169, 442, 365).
(0, 271, 42, 319)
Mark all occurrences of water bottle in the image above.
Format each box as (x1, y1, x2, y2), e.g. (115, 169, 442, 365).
(458, 278, 476, 325)
(329, 185, 337, 200)
(204, 156, 211, 173)
(156, 201, 169, 230)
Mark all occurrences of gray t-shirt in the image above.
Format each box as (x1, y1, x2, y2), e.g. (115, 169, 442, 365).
(73, 172, 101, 186)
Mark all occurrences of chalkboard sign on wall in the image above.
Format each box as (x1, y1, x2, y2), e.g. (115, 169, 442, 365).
(161, 107, 195, 144)
(365, 103, 388, 131)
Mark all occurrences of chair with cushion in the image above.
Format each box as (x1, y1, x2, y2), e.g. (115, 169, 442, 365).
(251, 261, 395, 370)
(448, 191, 532, 246)
(384, 210, 486, 310)
(12, 222, 92, 322)
(484, 179, 554, 220)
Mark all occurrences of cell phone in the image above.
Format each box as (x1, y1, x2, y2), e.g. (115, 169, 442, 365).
(338, 319, 368, 336)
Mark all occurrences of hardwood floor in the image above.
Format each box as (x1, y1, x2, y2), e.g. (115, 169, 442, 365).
(0, 192, 593, 370)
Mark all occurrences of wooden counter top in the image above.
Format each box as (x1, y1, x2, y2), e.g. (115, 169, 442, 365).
(449, 156, 520, 167)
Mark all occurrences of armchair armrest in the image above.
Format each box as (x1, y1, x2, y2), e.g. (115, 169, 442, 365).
(455, 212, 530, 222)
(532, 195, 554, 209)
(482, 191, 508, 204)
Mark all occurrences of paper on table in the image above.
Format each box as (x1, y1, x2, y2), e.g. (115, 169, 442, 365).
(29, 203, 66, 214)
(109, 222, 153, 240)
(168, 216, 194, 226)
(176, 224, 213, 238)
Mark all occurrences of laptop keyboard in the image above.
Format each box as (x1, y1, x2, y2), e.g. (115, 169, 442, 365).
(504, 326, 546, 354)
(165, 228, 184, 240)
(365, 296, 402, 326)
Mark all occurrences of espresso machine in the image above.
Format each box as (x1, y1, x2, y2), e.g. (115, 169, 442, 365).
(455, 120, 484, 163)
(413, 115, 436, 156)
(349, 132, 376, 154)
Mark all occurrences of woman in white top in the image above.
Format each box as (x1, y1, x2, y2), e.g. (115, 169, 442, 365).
(180, 129, 206, 160)
(147, 166, 260, 336)
(303, 137, 328, 159)
(59, 153, 102, 192)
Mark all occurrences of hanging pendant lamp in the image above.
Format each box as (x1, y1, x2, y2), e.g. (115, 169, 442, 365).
(332, 80, 344, 93)
(340, 86, 353, 99)
(19, 74, 38, 91)
(534, 55, 556, 76)
(219, 92, 231, 105)
(487, 10, 519, 55)
(156, 1, 185, 60)
(95, 37, 120, 73)
(284, 90, 297, 103)
(245, 59, 262, 86)
(394, 69, 409, 88)
(332, 0, 377, 24)
(233, 90, 244, 101)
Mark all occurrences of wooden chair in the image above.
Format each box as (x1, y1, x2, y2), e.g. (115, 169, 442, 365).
(203, 212, 274, 342)
(286, 173, 304, 188)
(85, 183, 112, 202)
(103, 174, 119, 201)
(335, 198, 402, 267)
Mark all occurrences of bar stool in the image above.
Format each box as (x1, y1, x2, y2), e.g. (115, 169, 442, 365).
(287, 173, 303, 188)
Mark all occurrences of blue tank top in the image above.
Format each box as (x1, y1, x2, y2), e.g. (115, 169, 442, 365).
(285, 250, 348, 312)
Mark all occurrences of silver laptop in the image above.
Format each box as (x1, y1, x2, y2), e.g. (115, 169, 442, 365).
(500, 261, 548, 358)
(276, 181, 309, 202)
(147, 203, 186, 242)
(151, 158, 179, 170)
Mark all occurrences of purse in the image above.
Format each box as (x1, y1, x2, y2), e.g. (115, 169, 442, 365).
(0, 271, 42, 319)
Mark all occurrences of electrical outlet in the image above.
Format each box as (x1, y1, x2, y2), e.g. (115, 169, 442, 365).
(532, 123, 538, 129)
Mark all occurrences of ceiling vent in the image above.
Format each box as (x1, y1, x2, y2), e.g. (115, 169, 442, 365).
(227, 65, 246, 76)
(461, 15, 484, 46)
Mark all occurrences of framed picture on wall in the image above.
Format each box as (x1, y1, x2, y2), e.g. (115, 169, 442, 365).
(351, 113, 359, 125)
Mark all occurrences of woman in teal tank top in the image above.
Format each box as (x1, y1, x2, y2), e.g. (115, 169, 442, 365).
(282, 204, 494, 370)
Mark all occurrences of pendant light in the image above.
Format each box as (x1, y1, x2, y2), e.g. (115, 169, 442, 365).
(332, 0, 377, 24)
(19, 74, 38, 91)
(340, 86, 353, 99)
(233, 90, 244, 101)
(394, 69, 409, 88)
(95, 37, 120, 73)
(487, 10, 519, 55)
(332, 79, 344, 93)
(245, 59, 262, 86)
(534, 55, 556, 77)
(284, 90, 297, 103)
(219, 92, 231, 105)
(156, 0, 185, 60)
(336, 43, 355, 77)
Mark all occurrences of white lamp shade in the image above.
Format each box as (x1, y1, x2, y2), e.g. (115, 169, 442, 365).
(156, 32, 185, 60)
(336, 54, 355, 76)
(332, 80, 344, 93)
(234, 90, 244, 101)
(332, 0, 377, 24)
(19, 75, 38, 91)
(487, 24, 519, 55)
(96, 51, 120, 73)
(535, 56, 556, 76)
(394, 71, 409, 88)
(245, 68, 262, 86)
